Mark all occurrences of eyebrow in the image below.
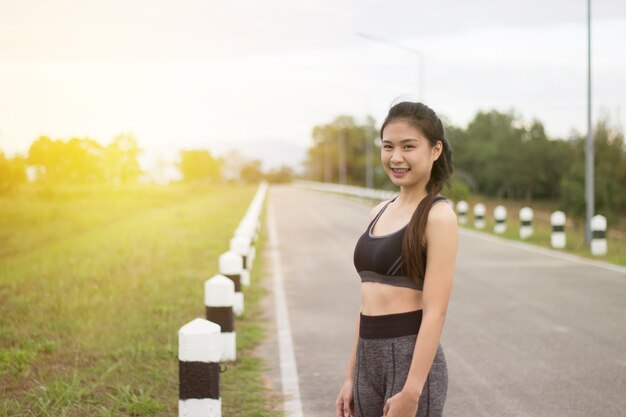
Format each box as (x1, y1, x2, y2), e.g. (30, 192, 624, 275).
(381, 138, 419, 144)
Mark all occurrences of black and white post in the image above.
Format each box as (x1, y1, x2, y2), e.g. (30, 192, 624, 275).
(456, 200, 468, 224)
(178, 318, 221, 417)
(205, 275, 236, 361)
(590, 214, 607, 256)
(494, 205, 506, 234)
(230, 235, 252, 288)
(519, 207, 533, 239)
(551, 211, 566, 249)
(219, 251, 244, 316)
(473, 203, 486, 229)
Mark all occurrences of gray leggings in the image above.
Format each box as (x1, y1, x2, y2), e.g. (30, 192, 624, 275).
(352, 310, 448, 417)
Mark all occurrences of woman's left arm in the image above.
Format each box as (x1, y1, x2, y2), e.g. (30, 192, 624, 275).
(402, 204, 458, 399)
(383, 204, 458, 416)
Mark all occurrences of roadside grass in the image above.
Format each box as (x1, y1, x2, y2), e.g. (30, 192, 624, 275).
(0, 183, 283, 416)
(460, 199, 626, 266)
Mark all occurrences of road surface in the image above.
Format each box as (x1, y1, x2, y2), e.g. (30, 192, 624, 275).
(258, 184, 626, 417)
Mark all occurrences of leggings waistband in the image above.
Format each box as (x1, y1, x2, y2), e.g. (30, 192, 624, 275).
(359, 309, 423, 339)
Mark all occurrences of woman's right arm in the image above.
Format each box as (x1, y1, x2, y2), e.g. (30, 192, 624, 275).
(336, 308, 361, 417)
(343, 307, 361, 381)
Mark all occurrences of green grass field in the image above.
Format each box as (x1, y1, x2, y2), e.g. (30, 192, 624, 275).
(0, 184, 284, 416)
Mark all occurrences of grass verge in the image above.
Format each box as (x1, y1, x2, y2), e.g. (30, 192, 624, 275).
(0, 183, 284, 416)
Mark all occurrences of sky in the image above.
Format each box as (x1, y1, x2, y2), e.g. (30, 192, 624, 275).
(1, 0, 625, 178)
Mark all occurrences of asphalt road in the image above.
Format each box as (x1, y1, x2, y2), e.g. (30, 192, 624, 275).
(258, 184, 626, 417)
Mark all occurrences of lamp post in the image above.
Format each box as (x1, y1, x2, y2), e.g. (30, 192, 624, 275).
(357, 31, 424, 102)
(585, 0, 594, 246)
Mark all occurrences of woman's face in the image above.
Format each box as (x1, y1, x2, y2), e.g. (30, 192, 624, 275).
(380, 119, 442, 188)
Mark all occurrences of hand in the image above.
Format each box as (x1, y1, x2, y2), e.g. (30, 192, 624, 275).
(382, 389, 419, 417)
(336, 378, 355, 417)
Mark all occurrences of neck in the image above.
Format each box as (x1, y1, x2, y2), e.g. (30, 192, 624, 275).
(395, 185, 430, 207)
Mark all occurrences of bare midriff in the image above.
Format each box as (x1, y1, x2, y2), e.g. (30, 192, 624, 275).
(360, 282, 423, 315)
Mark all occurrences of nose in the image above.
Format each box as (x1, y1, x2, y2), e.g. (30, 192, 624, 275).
(390, 148, 403, 164)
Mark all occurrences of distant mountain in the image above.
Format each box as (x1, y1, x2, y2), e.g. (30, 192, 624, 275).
(208, 138, 309, 175)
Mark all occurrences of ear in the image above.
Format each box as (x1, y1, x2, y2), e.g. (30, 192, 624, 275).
(432, 140, 443, 160)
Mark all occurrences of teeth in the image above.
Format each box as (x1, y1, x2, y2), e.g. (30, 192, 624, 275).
(393, 168, 409, 172)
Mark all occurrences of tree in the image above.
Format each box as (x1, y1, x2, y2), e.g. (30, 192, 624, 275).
(265, 165, 295, 183)
(27, 134, 144, 184)
(305, 115, 381, 187)
(104, 134, 143, 184)
(240, 160, 263, 184)
(560, 116, 626, 225)
(0, 151, 27, 194)
(28, 136, 105, 183)
(177, 150, 222, 183)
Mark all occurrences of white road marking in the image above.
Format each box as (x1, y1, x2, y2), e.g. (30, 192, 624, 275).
(267, 198, 304, 417)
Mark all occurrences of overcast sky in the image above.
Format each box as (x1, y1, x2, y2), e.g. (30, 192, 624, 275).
(1, 0, 625, 175)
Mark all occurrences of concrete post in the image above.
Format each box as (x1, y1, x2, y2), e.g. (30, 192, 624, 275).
(178, 318, 221, 417)
(494, 205, 507, 234)
(219, 251, 244, 316)
(230, 235, 252, 287)
(591, 215, 607, 256)
(551, 211, 566, 249)
(204, 275, 236, 361)
(473, 203, 486, 229)
(519, 207, 533, 239)
(456, 200, 468, 224)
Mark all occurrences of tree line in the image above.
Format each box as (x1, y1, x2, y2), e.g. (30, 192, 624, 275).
(0, 135, 295, 193)
(303, 109, 626, 224)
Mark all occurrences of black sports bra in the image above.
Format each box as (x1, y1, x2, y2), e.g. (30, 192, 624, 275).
(353, 194, 448, 291)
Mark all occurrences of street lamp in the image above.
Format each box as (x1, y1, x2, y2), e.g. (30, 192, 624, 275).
(357, 31, 424, 102)
(584, 0, 594, 246)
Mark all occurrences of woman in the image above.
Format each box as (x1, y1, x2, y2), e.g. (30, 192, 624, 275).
(336, 101, 457, 417)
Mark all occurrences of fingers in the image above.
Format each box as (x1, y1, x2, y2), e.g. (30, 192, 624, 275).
(336, 399, 343, 417)
(382, 400, 390, 417)
(336, 398, 352, 417)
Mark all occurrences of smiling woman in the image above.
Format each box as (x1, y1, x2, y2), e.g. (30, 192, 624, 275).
(336, 101, 457, 417)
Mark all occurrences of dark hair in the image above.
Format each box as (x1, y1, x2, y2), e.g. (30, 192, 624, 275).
(380, 101, 454, 285)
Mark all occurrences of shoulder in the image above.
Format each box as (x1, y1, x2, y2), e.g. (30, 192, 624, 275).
(428, 198, 457, 225)
(369, 199, 391, 221)
(424, 199, 457, 244)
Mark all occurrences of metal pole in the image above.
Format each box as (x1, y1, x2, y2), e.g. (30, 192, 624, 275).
(338, 128, 347, 185)
(365, 134, 373, 189)
(585, 0, 594, 246)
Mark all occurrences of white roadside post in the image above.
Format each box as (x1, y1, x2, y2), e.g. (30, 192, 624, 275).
(551, 211, 566, 249)
(219, 251, 245, 316)
(235, 221, 257, 272)
(456, 200, 468, 224)
(473, 203, 486, 229)
(230, 235, 252, 288)
(494, 205, 507, 234)
(519, 207, 533, 239)
(205, 275, 236, 361)
(178, 318, 222, 417)
(590, 215, 607, 256)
